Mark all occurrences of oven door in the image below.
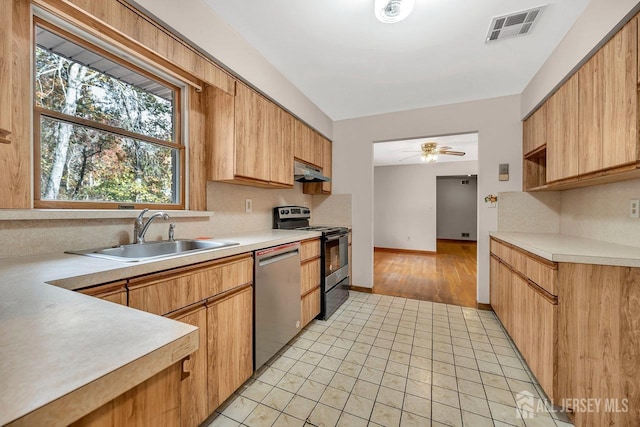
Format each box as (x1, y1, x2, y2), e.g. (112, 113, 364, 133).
(324, 233, 349, 289)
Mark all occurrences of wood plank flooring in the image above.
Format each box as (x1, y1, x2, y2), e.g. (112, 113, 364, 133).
(373, 240, 477, 308)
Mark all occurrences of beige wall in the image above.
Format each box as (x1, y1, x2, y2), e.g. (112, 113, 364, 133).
(333, 95, 523, 304)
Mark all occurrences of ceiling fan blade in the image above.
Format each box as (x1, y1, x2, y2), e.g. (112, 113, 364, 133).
(440, 150, 466, 156)
(399, 153, 420, 161)
(401, 151, 422, 153)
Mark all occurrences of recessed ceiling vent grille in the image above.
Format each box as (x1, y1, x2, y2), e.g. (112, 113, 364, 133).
(486, 5, 546, 43)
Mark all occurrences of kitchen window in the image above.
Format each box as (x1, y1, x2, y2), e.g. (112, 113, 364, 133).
(34, 20, 184, 209)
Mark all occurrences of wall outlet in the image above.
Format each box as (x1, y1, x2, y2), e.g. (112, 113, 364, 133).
(461, 232, 470, 238)
(245, 198, 252, 213)
(630, 199, 639, 218)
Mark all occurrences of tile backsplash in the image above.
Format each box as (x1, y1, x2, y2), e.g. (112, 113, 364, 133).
(0, 182, 352, 259)
(498, 179, 640, 248)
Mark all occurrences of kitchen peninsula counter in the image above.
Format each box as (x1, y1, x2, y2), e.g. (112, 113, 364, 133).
(0, 229, 320, 426)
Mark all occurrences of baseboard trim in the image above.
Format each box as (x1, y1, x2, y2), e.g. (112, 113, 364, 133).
(374, 247, 436, 255)
(349, 285, 373, 293)
(477, 303, 493, 311)
(437, 238, 478, 244)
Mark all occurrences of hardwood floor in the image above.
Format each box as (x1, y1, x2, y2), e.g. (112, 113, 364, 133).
(373, 240, 477, 308)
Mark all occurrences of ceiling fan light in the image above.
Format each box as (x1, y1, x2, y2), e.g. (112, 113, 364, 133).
(421, 153, 437, 163)
(375, 0, 415, 24)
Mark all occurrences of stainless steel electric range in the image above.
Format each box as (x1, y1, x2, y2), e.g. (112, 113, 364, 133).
(273, 206, 349, 320)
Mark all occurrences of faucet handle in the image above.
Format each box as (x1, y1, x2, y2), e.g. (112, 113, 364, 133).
(168, 223, 176, 241)
(136, 208, 149, 224)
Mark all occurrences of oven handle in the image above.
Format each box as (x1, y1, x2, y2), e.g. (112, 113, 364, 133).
(325, 233, 348, 242)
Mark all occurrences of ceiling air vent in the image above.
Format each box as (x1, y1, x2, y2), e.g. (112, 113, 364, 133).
(486, 5, 546, 43)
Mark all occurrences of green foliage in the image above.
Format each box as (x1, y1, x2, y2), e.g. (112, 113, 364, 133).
(36, 45, 177, 204)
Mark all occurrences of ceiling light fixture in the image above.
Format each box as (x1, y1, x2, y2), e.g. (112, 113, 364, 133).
(421, 152, 438, 163)
(375, 0, 415, 24)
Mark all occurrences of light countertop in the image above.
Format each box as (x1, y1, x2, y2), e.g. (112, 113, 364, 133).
(490, 231, 640, 267)
(0, 229, 320, 426)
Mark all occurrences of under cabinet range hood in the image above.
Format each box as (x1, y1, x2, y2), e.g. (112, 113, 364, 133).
(294, 161, 330, 183)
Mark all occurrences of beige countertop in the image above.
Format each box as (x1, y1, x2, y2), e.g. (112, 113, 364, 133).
(0, 229, 320, 426)
(490, 231, 640, 267)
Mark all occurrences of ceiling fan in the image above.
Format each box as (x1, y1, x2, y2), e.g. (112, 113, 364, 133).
(400, 142, 466, 163)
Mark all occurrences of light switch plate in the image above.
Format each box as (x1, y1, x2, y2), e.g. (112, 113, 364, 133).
(245, 198, 252, 213)
(499, 163, 509, 181)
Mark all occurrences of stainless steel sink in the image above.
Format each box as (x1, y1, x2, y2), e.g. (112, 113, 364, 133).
(67, 239, 239, 262)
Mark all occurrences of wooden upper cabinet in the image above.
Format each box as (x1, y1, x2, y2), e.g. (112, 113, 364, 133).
(602, 16, 638, 169)
(578, 50, 604, 175)
(0, 0, 12, 144)
(303, 136, 333, 195)
(522, 104, 546, 156)
(294, 119, 322, 167)
(546, 73, 579, 183)
(272, 109, 294, 187)
(206, 83, 294, 188)
(234, 82, 271, 182)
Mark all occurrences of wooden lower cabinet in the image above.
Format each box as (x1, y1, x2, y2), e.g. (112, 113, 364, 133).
(169, 305, 209, 427)
(490, 239, 557, 403)
(300, 238, 321, 327)
(492, 237, 640, 426)
(207, 285, 253, 412)
(301, 287, 321, 327)
(71, 363, 182, 427)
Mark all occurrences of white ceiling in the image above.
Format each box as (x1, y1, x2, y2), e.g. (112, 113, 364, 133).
(374, 133, 478, 166)
(203, 0, 590, 120)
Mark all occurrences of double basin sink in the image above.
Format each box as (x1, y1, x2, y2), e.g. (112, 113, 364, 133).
(67, 239, 239, 262)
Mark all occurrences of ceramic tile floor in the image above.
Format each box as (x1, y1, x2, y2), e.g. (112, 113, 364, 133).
(206, 291, 574, 427)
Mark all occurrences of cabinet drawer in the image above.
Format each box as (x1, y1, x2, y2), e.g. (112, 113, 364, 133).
(511, 249, 527, 275)
(301, 287, 321, 327)
(78, 280, 127, 306)
(526, 257, 557, 296)
(129, 254, 253, 316)
(300, 239, 320, 262)
(301, 258, 321, 296)
(490, 239, 512, 264)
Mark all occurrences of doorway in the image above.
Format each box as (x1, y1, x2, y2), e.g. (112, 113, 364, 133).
(372, 133, 479, 307)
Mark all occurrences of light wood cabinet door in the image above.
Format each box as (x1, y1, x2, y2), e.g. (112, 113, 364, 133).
(0, 0, 12, 143)
(71, 363, 182, 427)
(170, 305, 208, 427)
(300, 238, 321, 263)
(522, 104, 546, 156)
(301, 258, 321, 296)
(525, 283, 556, 402)
(294, 119, 322, 167)
(207, 285, 253, 412)
(234, 83, 270, 182)
(602, 17, 638, 169)
(301, 287, 321, 328)
(578, 50, 604, 175)
(490, 255, 509, 326)
(546, 73, 579, 183)
(271, 109, 294, 186)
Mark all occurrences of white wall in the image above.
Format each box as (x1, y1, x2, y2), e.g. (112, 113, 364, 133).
(374, 161, 478, 251)
(521, 0, 640, 116)
(437, 175, 478, 241)
(334, 95, 522, 303)
(130, 0, 332, 137)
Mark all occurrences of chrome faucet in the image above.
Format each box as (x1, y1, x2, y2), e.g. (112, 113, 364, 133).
(133, 209, 170, 244)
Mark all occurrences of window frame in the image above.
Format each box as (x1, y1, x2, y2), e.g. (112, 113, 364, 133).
(32, 18, 185, 210)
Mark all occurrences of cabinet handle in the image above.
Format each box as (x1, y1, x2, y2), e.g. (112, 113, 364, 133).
(181, 355, 192, 380)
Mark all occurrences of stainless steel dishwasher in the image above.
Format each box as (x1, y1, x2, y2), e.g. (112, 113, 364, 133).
(254, 242, 301, 369)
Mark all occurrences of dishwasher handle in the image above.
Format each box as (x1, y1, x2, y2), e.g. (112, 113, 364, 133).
(258, 249, 299, 267)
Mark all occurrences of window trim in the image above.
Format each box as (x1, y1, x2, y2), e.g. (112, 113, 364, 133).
(32, 18, 185, 210)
